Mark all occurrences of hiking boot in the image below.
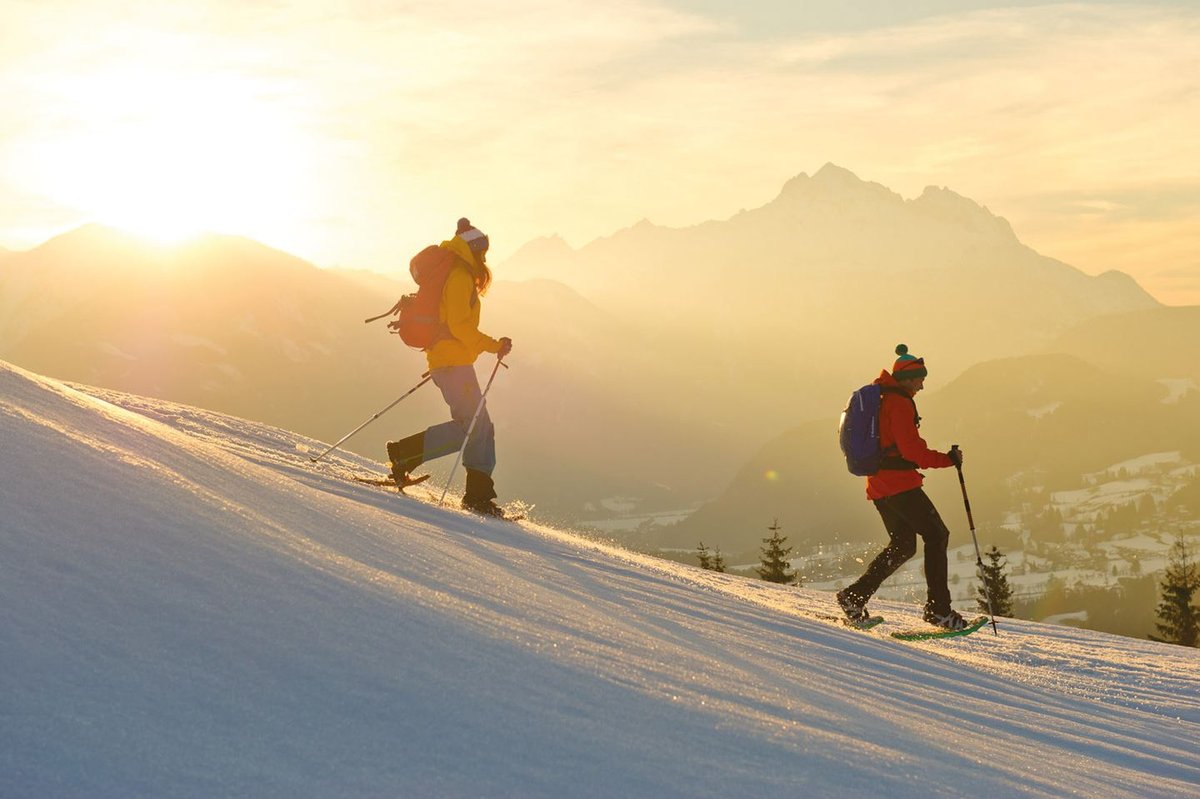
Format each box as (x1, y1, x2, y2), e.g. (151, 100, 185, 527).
(386, 432, 425, 484)
(462, 468, 505, 517)
(836, 590, 871, 624)
(923, 608, 968, 631)
(461, 496, 508, 518)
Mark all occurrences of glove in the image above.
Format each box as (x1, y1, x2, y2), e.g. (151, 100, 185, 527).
(497, 337, 513, 359)
(947, 446, 963, 468)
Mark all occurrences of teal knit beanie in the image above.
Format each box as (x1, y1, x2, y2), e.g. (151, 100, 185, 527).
(891, 344, 928, 380)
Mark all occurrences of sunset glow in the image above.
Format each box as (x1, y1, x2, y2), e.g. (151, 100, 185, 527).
(1, 2, 1197, 301)
(11, 64, 315, 246)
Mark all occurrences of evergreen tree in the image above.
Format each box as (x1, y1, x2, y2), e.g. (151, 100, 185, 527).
(710, 547, 727, 573)
(1149, 535, 1200, 647)
(696, 541, 713, 570)
(976, 545, 1014, 617)
(756, 520, 797, 585)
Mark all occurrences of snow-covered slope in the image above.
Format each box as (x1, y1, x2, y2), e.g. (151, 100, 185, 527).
(1, 360, 1197, 798)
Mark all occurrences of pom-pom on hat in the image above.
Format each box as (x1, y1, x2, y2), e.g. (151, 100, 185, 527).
(456, 217, 489, 254)
(891, 344, 928, 381)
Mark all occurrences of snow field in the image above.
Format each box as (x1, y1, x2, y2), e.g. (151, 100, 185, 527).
(1, 360, 1198, 798)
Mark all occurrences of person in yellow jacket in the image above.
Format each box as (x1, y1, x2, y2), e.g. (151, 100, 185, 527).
(387, 218, 512, 516)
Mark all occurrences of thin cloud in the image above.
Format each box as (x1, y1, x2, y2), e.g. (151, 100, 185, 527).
(0, 1, 1197, 302)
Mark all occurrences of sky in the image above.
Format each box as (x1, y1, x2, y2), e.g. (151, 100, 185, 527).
(2, 1, 1198, 303)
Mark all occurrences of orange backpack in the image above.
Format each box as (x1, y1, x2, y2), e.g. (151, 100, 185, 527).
(390, 246, 456, 350)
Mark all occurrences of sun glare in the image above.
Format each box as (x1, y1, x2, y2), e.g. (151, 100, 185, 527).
(97, 209, 206, 246)
(21, 67, 316, 249)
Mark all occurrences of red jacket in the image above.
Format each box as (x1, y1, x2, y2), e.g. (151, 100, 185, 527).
(865, 370, 955, 500)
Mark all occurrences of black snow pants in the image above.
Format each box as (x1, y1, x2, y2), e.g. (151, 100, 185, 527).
(843, 487, 952, 616)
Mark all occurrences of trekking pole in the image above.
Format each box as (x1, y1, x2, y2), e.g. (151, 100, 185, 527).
(951, 444, 999, 636)
(439, 357, 505, 507)
(309, 373, 432, 463)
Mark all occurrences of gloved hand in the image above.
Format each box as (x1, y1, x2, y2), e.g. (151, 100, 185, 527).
(948, 446, 964, 468)
(497, 337, 513, 359)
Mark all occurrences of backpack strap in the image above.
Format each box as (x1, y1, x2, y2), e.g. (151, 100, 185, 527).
(878, 386, 920, 471)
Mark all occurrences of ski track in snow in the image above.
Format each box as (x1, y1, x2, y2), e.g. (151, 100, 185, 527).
(1, 361, 1198, 799)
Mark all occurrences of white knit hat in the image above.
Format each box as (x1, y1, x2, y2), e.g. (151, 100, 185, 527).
(456, 217, 489, 253)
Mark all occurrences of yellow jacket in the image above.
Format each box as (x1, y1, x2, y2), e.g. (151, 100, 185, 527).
(425, 235, 501, 369)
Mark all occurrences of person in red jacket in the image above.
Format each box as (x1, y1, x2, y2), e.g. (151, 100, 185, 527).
(837, 345, 968, 630)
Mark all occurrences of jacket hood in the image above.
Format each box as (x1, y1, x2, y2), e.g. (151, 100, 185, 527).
(440, 237, 487, 281)
(873, 370, 913, 395)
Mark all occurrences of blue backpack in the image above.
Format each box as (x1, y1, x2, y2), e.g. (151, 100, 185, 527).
(839, 384, 915, 476)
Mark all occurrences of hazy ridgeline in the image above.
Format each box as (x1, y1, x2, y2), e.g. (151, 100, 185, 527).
(2, 165, 1190, 534)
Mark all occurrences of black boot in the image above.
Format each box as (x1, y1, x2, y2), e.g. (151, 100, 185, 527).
(386, 432, 425, 485)
(836, 590, 871, 624)
(923, 606, 968, 630)
(462, 468, 505, 517)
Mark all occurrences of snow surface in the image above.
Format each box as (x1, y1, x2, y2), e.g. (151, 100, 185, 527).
(1089, 451, 1186, 479)
(2, 360, 1198, 799)
(1158, 378, 1196, 405)
(1025, 401, 1061, 420)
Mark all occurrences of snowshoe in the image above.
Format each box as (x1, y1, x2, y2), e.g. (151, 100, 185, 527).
(891, 615, 990, 641)
(353, 473, 430, 491)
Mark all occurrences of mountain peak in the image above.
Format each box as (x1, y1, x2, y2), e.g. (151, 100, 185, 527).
(29, 224, 307, 266)
(504, 234, 576, 267)
(911, 185, 1016, 241)
(41, 222, 141, 247)
(913, 184, 984, 211)
(776, 163, 903, 206)
(30, 223, 219, 260)
(813, 162, 862, 183)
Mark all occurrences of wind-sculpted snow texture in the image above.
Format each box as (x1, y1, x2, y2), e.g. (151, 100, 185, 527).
(1, 360, 1197, 798)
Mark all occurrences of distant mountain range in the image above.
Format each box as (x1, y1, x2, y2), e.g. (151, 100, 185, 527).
(506, 162, 1157, 383)
(501, 165, 1160, 470)
(0, 165, 1175, 525)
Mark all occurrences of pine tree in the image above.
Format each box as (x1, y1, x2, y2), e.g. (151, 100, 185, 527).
(710, 547, 726, 574)
(1149, 535, 1200, 647)
(976, 545, 1014, 617)
(756, 520, 797, 585)
(696, 542, 713, 570)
